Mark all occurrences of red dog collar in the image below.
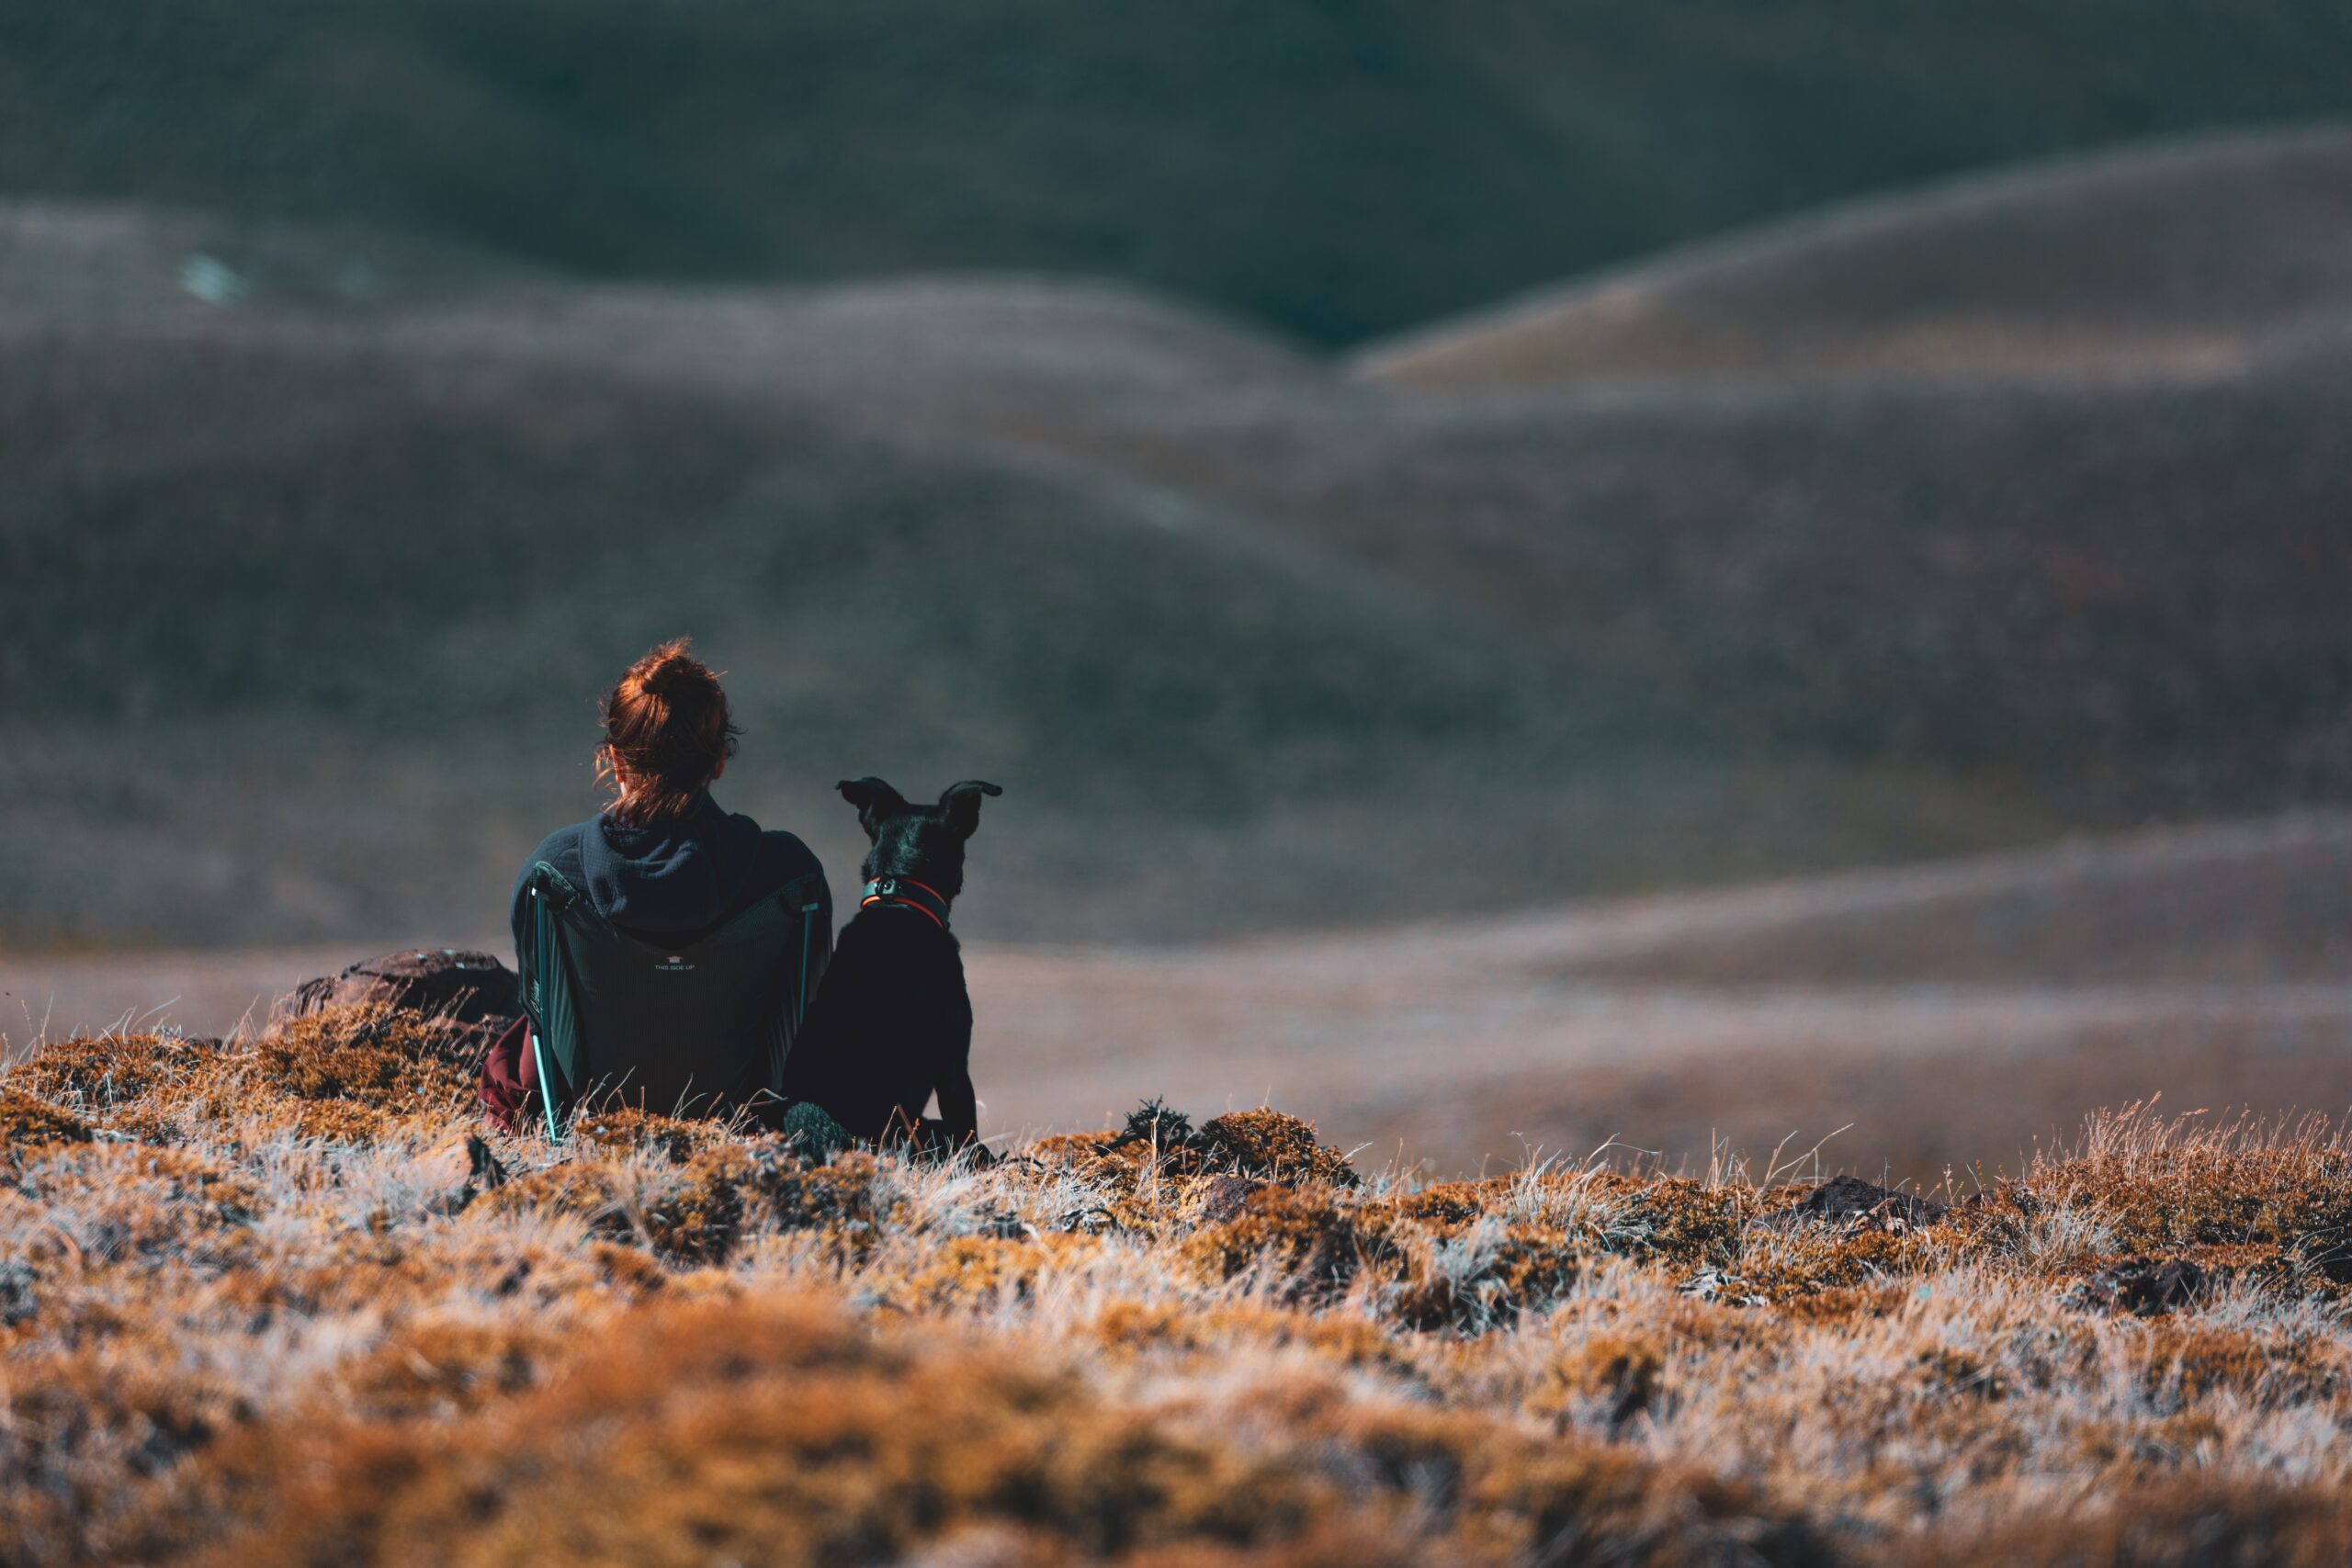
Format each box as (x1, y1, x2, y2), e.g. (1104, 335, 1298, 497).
(860, 875, 951, 931)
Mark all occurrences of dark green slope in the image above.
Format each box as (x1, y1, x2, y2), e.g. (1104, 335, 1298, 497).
(0, 320, 1564, 945)
(8, 1, 2352, 342)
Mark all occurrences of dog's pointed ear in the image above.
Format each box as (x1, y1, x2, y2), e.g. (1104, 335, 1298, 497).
(939, 780, 1002, 838)
(837, 777, 907, 840)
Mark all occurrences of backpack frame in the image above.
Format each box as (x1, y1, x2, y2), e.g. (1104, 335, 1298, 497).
(515, 862, 830, 1139)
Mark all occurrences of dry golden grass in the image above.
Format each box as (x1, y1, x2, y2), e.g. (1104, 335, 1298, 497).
(6, 1005, 2352, 1564)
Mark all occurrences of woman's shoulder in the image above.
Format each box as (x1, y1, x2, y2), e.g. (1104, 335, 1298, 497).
(752, 826, 826, 888)
(514, 820, 594, 888)
(704, 797, 825, 890)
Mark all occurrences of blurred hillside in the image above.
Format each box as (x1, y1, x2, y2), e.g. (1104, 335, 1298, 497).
(1361, 125, 2352, 383)
(8, 1, 2352, 342)
(4, 116, 2351, 948)
(6, 0, 2352, 951)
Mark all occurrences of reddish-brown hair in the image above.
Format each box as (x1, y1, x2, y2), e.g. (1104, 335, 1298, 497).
(596, 637, 741, 824)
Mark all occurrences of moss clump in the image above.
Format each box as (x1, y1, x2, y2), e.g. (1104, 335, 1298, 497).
(886, 1234, 1102, 1313)
(474, 1164, 628, 1236)
(1532, 1330, 1668, 1429)
(0, 1089, 93, 1159)
(2027, 1106, 2352, 1264)
(188, 1297, 1343, 1568)
(1184, 1185, 1382, 1300)
(597, 1141, 890, 1268)
(1773, 1284, 1912, 1325)
(1942, 1479, 2352, 1567)
(1911, 1345, 2007, 1403)
(11, 1010, 490, 1150)
(571, 1109, 717, 1165)
(1389, 1224, 1587, 1332)
(1390, 1177, 1512, 1226)
(330, 1320, 560, 1420)
(638, 1145, 752, 1266)
(1611, 1177, 1757, 1270)
(1735, 1225, 1947, 1302)
(2131, 1323, 2346, 1408)
(1196, 1109, 1359, 1189)
(239, 1005, 475, 1107)
(744, 1148, 883, 1237)
(2, 1346, 246, 1559)
(6, 1033, 222, 1110)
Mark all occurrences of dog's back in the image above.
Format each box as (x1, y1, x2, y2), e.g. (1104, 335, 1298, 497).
(781, 905, 970, 1143)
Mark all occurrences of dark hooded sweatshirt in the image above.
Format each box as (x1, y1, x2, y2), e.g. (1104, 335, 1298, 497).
(509, 791, 828, 968)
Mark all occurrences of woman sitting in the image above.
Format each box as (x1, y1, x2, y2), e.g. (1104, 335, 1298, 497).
(500, 639, 831, 1129)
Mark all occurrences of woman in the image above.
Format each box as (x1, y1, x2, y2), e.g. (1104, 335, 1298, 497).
(496, 638, 831, 1128)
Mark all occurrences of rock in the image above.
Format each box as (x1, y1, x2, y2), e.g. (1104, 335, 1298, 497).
(2068, 1256, 2208, 1316)
(1195, 1173, 1262, 1225)
(1754, 1174, 1948, 1233)
(273, 948, 517, 1032)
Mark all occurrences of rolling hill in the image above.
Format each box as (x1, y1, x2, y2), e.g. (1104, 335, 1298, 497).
(6, 118, 2352, 951)
(10, 2, 2352, 342)
(1136, 352, 2352, 809)
(1358, 125, 2352, 384)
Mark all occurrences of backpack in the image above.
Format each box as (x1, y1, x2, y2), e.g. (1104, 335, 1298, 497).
(502, 861, 831, 1138)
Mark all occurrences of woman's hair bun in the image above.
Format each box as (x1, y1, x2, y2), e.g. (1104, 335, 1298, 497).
(633, 644, 699, 695)
(597, 637, 741, 823)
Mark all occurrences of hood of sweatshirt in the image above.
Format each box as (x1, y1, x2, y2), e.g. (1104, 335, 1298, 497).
(579, 792, 761, 933)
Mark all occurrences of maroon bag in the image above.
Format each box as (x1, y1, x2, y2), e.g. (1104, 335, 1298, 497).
(478, 1015, 540, 1134)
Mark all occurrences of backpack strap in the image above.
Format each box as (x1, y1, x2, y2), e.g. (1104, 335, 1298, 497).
(749, 876, 830, 1104)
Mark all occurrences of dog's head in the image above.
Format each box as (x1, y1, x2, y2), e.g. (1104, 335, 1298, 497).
(837, 777, 1002, 898)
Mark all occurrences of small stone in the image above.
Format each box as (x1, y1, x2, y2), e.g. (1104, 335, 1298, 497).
(2068, 1257, 2208, 1316)
(1197, 1173, 1262, 1225)
(1754, 1174, 1947, 1233)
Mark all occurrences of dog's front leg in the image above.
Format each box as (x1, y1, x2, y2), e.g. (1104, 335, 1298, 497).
(936, 987, 978, 1148)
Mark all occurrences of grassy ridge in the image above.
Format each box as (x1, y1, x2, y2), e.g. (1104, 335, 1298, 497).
(9, 2, 2352, 341)
(1166, 364, 2352, 807)
(1359, 126, 2352, 383)
(6, 1005, 2352, 1562)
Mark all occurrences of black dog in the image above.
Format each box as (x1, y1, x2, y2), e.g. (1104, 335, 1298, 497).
(779, 777, 1001, 1155)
